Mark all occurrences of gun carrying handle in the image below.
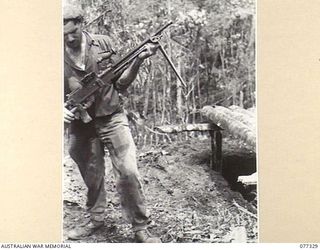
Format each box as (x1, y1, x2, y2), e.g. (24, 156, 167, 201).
(157, 42, 187, 88)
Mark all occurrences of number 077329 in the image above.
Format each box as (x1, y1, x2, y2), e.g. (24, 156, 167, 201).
(300, 244, 319, 248)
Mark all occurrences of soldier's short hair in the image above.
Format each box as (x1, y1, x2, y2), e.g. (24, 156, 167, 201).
(63, 3, 84, 24)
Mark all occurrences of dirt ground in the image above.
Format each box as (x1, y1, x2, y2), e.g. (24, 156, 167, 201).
(63, 135, 257, 243)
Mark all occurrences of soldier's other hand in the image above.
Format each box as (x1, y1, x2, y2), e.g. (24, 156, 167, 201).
(138, 43, 160, 60)
(64, 107, 75, 123)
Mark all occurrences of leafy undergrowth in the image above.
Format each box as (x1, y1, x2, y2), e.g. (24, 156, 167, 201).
(63, 137, 257, 243)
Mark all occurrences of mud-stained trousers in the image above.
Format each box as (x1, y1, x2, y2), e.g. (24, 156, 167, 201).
(68, 111, 150, 231)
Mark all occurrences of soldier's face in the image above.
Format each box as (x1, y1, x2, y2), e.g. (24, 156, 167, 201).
(64, 20, 82, 49)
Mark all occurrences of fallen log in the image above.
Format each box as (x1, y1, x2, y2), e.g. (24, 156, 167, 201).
(229, 105, 255, 118)
(155, 123, 218, 133)
(227, 106, 256, 131)
(201, 105, 256, 150)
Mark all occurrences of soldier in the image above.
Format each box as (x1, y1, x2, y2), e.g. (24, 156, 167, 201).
(63, 3, 161, 243)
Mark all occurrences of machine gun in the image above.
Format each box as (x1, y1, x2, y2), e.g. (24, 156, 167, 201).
(65, 21, 187, 123)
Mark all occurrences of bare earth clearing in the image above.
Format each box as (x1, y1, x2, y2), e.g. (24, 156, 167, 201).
(63, 136, 257, 243)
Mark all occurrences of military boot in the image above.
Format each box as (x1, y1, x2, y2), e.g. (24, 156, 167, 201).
(67, 221, 104, 240)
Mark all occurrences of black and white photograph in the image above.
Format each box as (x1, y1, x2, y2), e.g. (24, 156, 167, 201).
(63, 0, 257, 243)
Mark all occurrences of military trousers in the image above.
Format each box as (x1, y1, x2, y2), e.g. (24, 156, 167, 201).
(68, 111, 150, 231)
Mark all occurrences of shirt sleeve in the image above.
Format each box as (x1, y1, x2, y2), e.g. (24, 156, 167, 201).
(92, 34, 135, 93)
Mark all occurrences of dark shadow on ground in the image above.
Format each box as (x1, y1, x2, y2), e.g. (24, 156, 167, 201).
(221, 152, 256, 202)
(189, 145, 257, 202)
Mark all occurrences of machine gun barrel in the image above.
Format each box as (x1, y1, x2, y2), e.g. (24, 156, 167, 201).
(99, 21, 173, 78)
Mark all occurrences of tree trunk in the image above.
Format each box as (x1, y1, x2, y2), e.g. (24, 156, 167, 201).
(176, 60, 182, 121)
(143, 74, 150, 117)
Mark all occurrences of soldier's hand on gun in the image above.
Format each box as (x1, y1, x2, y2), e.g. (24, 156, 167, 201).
(138, 43, 160, 60)
(64, 107, 75, 123)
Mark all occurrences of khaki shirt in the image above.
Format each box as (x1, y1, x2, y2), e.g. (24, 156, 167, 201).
(64, 31, 121, 117)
